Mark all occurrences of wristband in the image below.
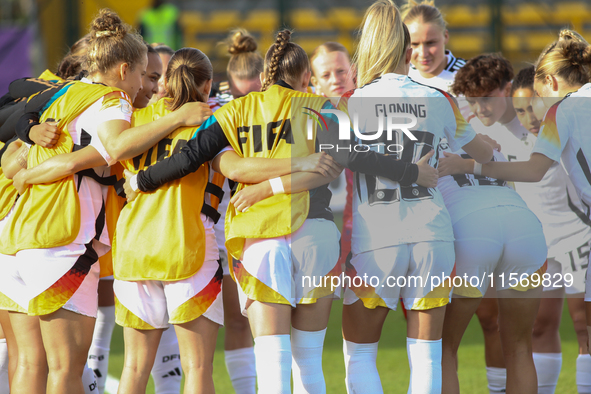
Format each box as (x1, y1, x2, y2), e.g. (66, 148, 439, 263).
(473, 162, 483, 176)
(130, 174, 139, 192)
(269, 177, 284, 195)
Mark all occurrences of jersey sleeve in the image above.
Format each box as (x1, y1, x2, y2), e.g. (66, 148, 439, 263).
(99, 92, 134, 123)
(137, 115, 231, 192)
(532, 102, 568, 162)
(92, 92, 133, 165)
(317, 99, 419, 185)
(442, 93, 476, 152)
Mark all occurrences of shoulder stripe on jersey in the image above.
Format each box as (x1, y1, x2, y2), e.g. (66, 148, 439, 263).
(191, 114, 218, 140)
(360, 76, 382, 89)
(577, 149, 591, 186)
(566, 187, 591, 227)
(445, 52, 456, 72)
(450, 59, 466, 72)
(409, 79, 450, 99)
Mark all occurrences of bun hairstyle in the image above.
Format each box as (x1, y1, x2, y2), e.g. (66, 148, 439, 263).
(84, 9, 147, 76)
(57, 34, 91, 79)
(401, 0, 446, 31)
(535, 29, 591, 88)
(165, 47, 213, 111)
(354, 0, 411, 87)
(261, 29, 309, 92)
(226, 29, 263, 81)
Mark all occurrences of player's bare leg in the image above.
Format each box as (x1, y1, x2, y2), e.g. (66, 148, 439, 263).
(441, 296, 482, 394)
(0, 310, 17, 389)
(568, 296, 589, 354)
(39, 308, 95, 394)
(117, 328, 163, 394)
(174, 316, 219, 394)
(498, 288, 542, 394)
(8, 312, 47, 394)
(475, 290, 506, 368)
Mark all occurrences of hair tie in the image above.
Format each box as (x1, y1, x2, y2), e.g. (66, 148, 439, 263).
(96, 30, 116, 38)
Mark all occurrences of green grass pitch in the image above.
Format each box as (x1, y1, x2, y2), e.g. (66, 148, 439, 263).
(106, 299, 579, 393)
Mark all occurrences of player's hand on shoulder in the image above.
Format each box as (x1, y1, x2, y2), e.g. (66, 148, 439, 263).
(30, 120, 60, 148)
(176, 102, 213, 126)
(123, 169, 139, 203)
(231, 182, 273, 213)
(477, 133, 501, 152)
(438, 151, 468, 177)
(416, 150, 438, 188)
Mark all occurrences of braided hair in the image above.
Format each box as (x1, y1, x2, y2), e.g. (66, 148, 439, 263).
(261, 29, 309, 91)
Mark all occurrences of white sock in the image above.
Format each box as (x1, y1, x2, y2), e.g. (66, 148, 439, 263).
(291, 328, 326, 394)
(486, 366, 507, 394)
(533, 352, 561, 394)
(151, 327, 182, 394)
(406, 337, 442, 394)
(82, 362, 98, 393)
(225, 347, 256, 394)
(253, 335, 291, 394)
(343, 340, 383, 394)
(0, 338, 9, 394)
(577, 354, 591, 393)
(88, 306, 115, 394)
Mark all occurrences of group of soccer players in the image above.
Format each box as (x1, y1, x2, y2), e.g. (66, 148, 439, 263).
(0, 0, 591, 393)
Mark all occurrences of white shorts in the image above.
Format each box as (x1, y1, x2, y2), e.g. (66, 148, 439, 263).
(343, 241, 455, 311)
(0, 204, 24, 313)
(548, 229, 589, 295)
(114, 259, 224, 329)
(0, 242, 101, 317)
(452, 205, 547, 297)
(234, 218, 341, 316)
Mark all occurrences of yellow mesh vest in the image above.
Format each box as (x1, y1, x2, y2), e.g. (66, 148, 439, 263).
(0, 82, 130, 254)
(0, 142, 18, 221)
(98, 162, 125, 278)
(217, 85, 327, 260)
(113, 99, 209, 281)
(0, 70, 65, 221)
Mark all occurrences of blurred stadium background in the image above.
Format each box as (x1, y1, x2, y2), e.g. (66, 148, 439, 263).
(1, 0, 591, 93)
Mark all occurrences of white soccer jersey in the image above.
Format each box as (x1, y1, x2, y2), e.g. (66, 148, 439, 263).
(467, 114, 531, 157)
(534, 84, 591, 220)
(409, 50, 466, 94)
(438, 149, 529, 225)
(348, 73, 476, 254)
(470, 113, 591, 257)
(70, 80, 132, 251)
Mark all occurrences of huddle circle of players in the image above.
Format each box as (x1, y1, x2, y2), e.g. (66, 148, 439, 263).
(0, 0, 591, 393)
